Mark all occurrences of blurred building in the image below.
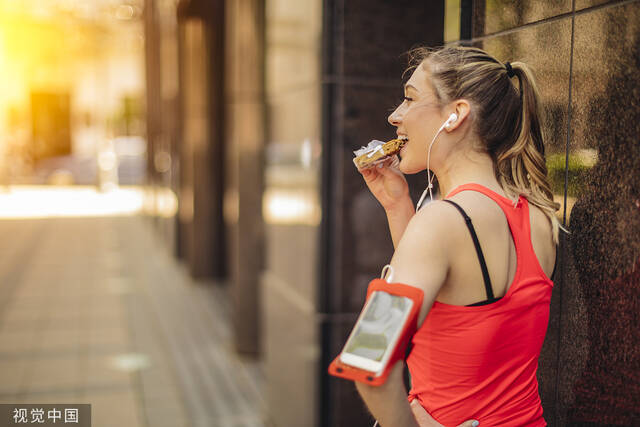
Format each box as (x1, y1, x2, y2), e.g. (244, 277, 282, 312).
(0, 0, 146, 186)
(144, 0, 640, 426)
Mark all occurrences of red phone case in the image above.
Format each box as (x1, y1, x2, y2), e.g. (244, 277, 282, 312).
(328, 278, 424, 386)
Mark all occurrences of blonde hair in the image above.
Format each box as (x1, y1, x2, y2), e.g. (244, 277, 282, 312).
(408, 46, 561, 243)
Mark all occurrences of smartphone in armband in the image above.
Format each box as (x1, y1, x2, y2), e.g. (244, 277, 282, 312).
(328, 277, 423, 386)
(339, 291, 414, 375)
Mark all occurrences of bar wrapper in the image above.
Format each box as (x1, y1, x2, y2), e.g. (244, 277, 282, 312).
(353, 138, 407, 170)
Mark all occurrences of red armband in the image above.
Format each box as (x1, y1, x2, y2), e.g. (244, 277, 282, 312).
(328, 278, 424, 386)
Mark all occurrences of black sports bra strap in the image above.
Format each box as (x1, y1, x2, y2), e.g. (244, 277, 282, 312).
(442, 199, 494, 300)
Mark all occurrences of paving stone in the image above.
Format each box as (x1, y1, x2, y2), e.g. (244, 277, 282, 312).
(0, 216, 266, 426)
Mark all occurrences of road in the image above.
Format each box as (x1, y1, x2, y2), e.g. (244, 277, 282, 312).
(0, 215, 265, 427)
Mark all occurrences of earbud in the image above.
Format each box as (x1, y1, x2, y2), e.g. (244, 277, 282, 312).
(445, 113, 458, 129)
(417, 112, 460, 211)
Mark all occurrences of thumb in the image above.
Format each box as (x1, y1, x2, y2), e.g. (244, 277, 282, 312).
(456, 420, 479, 427)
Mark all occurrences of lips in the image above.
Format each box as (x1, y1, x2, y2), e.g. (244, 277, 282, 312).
(398, 136, 408, 155)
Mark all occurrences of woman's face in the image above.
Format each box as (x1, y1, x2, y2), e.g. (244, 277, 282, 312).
(388, 63, 448, 174)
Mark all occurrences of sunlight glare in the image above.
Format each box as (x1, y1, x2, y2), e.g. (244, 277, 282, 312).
(0, 186, 144, 219)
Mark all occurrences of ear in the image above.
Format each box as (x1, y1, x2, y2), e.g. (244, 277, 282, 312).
(445, 100, 471, 132)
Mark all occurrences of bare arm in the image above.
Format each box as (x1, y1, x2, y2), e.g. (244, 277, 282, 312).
(356, 362, 420, 427)
(385, 197, 416, 248)
(354, 203, 451, 425)
(354, 202, 481, 427)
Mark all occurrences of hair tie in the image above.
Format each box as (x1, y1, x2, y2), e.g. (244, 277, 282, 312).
(505, 62, 515, 78)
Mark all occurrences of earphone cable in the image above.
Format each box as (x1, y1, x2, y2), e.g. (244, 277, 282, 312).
(416, 121, 447, 210)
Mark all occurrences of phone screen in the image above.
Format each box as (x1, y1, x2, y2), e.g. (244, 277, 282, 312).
(343, 291, 413, 363)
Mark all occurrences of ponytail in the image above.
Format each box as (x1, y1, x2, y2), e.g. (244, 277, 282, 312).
(495, 62, 562, 244)
(409, 47, 563, 244)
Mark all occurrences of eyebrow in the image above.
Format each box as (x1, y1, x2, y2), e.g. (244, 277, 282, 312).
(404, 84, 418, 91)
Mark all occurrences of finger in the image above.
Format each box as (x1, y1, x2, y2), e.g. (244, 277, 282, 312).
(376, 160, 399, 176)
(361, 167, 380, 181)
(456, 420, 479, 427)
(377, 165, 403, 181)
(359, 165, 377, 176)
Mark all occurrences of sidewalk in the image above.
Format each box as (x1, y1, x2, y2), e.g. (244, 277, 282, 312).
(0, 216, 265, 427)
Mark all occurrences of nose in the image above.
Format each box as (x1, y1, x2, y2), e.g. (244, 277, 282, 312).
(388, 105, 402, 127)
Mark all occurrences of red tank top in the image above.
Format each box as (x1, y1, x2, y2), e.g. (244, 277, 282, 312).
(407, 183, 553, 427)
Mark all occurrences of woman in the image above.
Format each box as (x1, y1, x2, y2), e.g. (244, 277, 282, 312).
(353, 46, 559, 426)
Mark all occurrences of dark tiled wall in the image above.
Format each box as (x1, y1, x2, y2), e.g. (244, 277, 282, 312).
(259, 1, 639, 426)
(480, 15, 573, 422)
(321, 1, 444, 426)
(476, 0, 572, 35)
(463, 0, 640, 425)
(561, 2, 640, 425)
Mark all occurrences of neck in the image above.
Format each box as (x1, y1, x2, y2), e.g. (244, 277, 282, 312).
(434, 150, 503, 199)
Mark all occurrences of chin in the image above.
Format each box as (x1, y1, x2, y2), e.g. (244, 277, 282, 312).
(398, 158, 424, 175)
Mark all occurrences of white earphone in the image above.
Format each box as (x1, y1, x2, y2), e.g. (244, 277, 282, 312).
(416, 113, 459, 210)
(445, 113, 458, 129)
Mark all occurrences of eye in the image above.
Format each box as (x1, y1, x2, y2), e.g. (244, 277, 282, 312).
(403, 96, 413, 102)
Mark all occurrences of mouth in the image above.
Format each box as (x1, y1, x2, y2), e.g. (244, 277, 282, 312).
(398, 136, 408, 155)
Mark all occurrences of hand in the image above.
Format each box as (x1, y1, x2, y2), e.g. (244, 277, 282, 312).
(358, 156, 410, 211)
(410, 400, 479, 427)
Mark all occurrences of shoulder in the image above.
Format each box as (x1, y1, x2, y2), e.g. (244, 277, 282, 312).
(401, 200, 464, 251)
(389, 200, 464, 324)
(389, 200, 461, 285)
(400, 193, 504, 256)
(524, 197, 555, 247)
(447, 189, 507, 221)
(528, 201, 553, 234)
(527, 199, 557, 275)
